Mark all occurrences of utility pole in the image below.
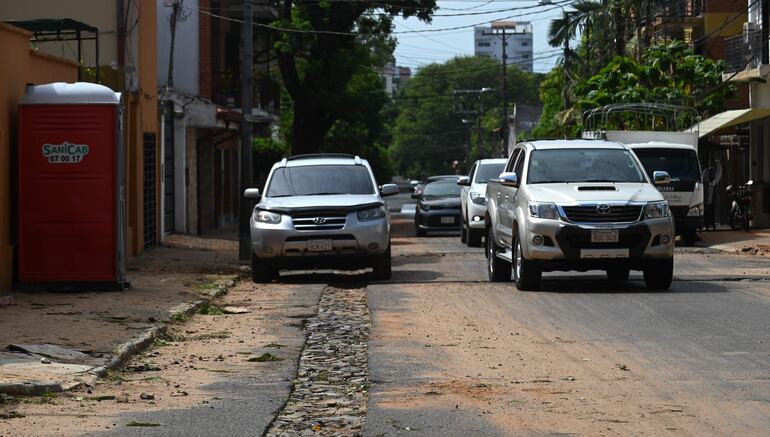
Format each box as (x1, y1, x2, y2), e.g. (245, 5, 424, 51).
(483, 23, 516, 156)
(239, 0, 254, 262)
(167, 0, 181, 88)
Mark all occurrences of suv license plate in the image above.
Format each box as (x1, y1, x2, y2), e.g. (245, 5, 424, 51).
(591, 229, 619, 243)
(307, 239, 333, 252)
(441, 216, 455, 224)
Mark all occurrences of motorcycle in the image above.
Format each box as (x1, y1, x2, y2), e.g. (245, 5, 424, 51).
(726, 180, 753, 231)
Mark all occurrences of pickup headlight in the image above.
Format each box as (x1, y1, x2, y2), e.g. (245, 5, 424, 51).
(255, 209, 282, 224)
(687, 205, 703, 217)
(358, 206, 387, 221)
(528, 202, 560, 220)
(470, 191, 486, 205)
(644, 201, 670, 219)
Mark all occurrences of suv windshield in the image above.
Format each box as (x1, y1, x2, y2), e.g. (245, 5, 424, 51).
(632, 148, 701, 184)
(527, 149, 646, 184)
(475, 163, 505, 183)
(266, 165, 375, 197)
(423, 180, 461, 197)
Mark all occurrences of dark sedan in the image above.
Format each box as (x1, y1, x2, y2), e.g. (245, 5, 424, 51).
(414, 177, 462, 237)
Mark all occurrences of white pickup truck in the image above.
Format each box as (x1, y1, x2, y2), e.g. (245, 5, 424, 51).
(485, 140, 676, 291)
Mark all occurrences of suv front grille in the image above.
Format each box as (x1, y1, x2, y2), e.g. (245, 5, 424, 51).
(291, 212, 347, 231)
(562, 205, 642, 223)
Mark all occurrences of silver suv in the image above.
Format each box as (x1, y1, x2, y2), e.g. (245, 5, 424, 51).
(243, 154, 399, 282)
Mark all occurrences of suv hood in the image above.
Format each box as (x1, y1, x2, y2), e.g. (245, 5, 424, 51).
(260, 194, 382, 213)
(525, 183, 664, 204)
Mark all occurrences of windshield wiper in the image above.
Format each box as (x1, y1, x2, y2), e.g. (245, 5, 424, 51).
(580, 179, 618, 183)
(307, 192, 347, 196)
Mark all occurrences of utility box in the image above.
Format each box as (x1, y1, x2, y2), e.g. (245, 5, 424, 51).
(17, 82, 125, 290)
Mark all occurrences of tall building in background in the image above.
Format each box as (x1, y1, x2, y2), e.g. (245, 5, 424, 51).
(474, 21, 533, 72)
(380, 62, 412, 97)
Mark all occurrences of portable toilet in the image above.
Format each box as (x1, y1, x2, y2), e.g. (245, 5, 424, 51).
(17, 82, 125, 290)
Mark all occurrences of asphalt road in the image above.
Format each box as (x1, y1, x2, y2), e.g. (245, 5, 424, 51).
(365, 228, 770, 436)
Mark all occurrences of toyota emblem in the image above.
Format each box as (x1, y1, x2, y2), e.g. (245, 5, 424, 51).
(313, 217, 327, 225)
(596, 204, 612, 215)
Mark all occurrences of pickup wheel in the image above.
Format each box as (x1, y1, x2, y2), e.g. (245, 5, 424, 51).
(467, 228, 483, 247)
(251, 252, 278, 283)
(371, 244, 392, 280)
(606, 267, 630, 283)
(487, 227, 511, 282)
(643, 257, 673, 290)
(512, 235, 541, 291)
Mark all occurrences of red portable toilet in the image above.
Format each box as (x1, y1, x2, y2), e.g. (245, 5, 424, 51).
(17, 82, 125, 290)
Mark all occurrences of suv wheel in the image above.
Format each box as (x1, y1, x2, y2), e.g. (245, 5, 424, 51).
(415, 215, 426, 237)
(643, 257, 673, 290)
(251, 252, 278, 283)
(372, 244, 392, 280)
(512, 235, 541, 291)
(487, 227, 511, 282)
(467, 227, 483, 247)
(606, 268, 630, 283)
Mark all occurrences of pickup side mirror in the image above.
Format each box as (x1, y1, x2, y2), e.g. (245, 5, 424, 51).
(243, 188, 261, 200)
(380, 183, 399, 197)
(653, 171, 672, 186)
(457, 176, 471, 186)
(499, 172, 519, 188)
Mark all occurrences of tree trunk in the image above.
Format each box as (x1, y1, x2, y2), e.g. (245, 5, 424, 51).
(645, 0, 654, 50)
(613, 3, 626, 56)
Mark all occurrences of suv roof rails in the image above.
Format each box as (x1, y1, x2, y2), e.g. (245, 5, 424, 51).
(282, 153, 363, 166)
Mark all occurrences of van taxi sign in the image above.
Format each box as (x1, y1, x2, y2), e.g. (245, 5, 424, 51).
(42, 141, 89, 164)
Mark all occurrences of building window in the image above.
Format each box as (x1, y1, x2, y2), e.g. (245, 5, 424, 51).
(522, 41, 529, 46)
(478, 42, 491, 47)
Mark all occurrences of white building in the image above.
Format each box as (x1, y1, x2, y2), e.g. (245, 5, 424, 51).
(474, 21, 533, 72)
(380, 62, 411, 97)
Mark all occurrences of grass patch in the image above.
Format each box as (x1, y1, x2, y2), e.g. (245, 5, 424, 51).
(141, 376, 165, 382)
(0, 412, 25, 420)
(197, 303, 225, 315)
(105, 371, 127, 383)
(170, 312, 190, 324)
(126, 421, 161, 427)
(22, 397, 56, 405)
(192, 331, 231, 340)
(247, 353, 284, 363)
(315, 370, 329, 381)
(264, 342, 286, 349)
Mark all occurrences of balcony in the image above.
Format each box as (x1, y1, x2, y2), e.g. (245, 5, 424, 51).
(724, 28, 764, 73)
(212, 71, 281, 116)
(656, 0, 703, 20)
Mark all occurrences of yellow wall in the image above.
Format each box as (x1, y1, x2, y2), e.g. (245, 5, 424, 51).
(0, 23, 78, 291)
(703, 13, 747, 37)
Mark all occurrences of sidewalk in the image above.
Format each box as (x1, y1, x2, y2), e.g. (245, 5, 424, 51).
(697, 229, 770, 256)
(0, 233, 241, 396)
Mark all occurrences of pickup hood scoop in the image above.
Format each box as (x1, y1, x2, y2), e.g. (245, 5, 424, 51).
(260, 194, 382, 213)
(526, 183, 662, 204)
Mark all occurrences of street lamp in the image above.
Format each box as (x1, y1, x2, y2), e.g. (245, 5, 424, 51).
(539, 0, 569, 109)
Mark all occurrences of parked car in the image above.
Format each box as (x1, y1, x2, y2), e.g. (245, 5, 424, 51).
(411, 175, 457, 199)
(243, 154, 399, 282)
(414, 176, 462, 237)
(485, 140, 675, 291)
(458, 158, 507, 247)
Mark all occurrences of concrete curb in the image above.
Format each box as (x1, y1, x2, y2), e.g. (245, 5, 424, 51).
(0, 277, 239, 396)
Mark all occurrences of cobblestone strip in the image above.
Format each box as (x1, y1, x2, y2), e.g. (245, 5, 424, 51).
(267, 285, 370, 437)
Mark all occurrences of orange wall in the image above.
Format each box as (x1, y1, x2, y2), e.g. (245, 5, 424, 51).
(0, 23, 78, 291)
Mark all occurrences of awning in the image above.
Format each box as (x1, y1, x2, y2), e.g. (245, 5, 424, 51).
(687, 108, 770, 138)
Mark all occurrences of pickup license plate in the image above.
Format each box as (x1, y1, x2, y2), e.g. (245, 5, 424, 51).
(591, 229, 619, 243)
(307, 239, 333, 252)
(441, 216, 455, 224)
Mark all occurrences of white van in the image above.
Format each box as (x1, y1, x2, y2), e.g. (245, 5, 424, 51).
(606, 131, 703, 245)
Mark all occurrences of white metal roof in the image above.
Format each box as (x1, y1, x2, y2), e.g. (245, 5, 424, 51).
(686, 108, 770, 138)
(21, 82, 121, 105)
(625, 141, 696, 150)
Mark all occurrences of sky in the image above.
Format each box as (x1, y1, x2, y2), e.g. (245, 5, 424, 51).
(392, 0, 570, 74)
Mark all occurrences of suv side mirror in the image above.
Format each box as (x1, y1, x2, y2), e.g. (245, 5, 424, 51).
(457, 176, 471, 186)
(653, 171, 672, 186)
(499, 172, 519, 188)
(244, 188, 261, 200)
(380, 184, 399, 197)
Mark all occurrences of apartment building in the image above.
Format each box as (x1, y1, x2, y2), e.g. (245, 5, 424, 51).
(474, 21, 533, 72)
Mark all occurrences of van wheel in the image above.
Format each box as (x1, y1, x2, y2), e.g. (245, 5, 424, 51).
(372, 244, 392, 280)
(251, 252, 278, 283)
(606, 268, 630, 282)
(643, 257, 673, 290)
(513, 235, 541, 291)
(487, 227, 511, 282)
(467, 228, 483, 247)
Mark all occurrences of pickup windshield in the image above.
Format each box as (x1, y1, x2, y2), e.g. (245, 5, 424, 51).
(632, 148, 701, 184)
(266, 165, 375, 197)
(475, 163, 506, 183)
(527, 149, 646, 184)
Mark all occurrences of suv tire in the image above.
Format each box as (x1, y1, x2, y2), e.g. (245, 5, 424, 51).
(467, 228, 483, 247)
(251, 252, 278, 283)
(487, 227, 511, 282)
(606, 267, 630, 282)
(513, 234, 541, 291)
(372, 244, 392, 280)
(643, 257, 673, 290)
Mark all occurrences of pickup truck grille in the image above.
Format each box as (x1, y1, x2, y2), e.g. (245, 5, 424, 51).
(562, 205, 642, 223)
(292, 212, 347, 231)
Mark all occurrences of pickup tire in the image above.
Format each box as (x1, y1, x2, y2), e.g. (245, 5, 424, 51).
(643, 257, 673, 290)
(606, 268, 630, 282)
(486, 227, 511, 282)
(513, 235, 541, 291)
(371, 244, 392, 280)
(251, 252, 278, 283)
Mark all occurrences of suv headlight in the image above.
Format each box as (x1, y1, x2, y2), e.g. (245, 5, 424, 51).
(644, 201, 670, 219)
(687, 205, 703, 217)
(255, 209, 282, 224)
(528, 202, 560, 220)
(358, 205, 387, 221)
(470, 191, 486, 205)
